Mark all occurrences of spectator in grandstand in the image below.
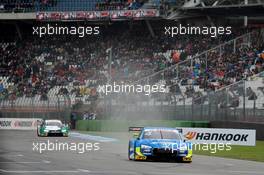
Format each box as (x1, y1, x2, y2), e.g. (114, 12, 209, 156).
(0, 0, 57, 12)
(96, 0, 145, 11)
(82, 112, 89, 120)
(58, 87, 69, 95)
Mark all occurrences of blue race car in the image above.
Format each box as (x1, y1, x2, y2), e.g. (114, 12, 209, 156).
(128, 127, 192, 162)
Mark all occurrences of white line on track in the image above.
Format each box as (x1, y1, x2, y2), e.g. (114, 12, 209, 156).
(227, 170, 264, 174)
(1, 168, 263, 175)
(70, 132, 117, 142)
(0, 160, 50, 164)
(42, 160, 51, 163)
(77, 169, 91, 173)
(0, 154, 24, 157)
(88, 171, 138, 175)
(0, 169, 91, 173)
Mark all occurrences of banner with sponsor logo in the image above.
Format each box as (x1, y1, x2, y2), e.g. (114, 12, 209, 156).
(36, 9, 159, 21)
(0, 118, 41, 130)
(181, 127, 256, 146)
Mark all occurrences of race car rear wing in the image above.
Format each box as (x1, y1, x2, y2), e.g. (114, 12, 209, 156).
(129, 127, 182, 133)
(128, 127, 143, 132)
(176, 128, 183, 133)
(129, 127, 143, 138)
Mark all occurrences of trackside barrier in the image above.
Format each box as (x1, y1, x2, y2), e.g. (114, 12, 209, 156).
(76, 120, 209, 132)
(181, 127, 256, 146)
(0, 118, 41, 130)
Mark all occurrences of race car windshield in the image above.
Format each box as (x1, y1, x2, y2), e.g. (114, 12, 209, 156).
(46, 122, 62, 127)
(161, 130, 181, 140)
(143, 130, 161, 139)
(142, 130, 181, 140)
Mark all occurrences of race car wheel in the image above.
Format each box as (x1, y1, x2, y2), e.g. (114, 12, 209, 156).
(128, 143, 135, 160)
(37, 128, 40, 137)
(180, 157, 192, 163)
(128, 144, 132, 160)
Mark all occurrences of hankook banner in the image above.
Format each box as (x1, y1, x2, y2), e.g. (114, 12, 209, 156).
(181, 127, 256, 146)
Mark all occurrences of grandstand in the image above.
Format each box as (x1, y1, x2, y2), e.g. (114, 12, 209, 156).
(0, 0, 264, 123)
(0, 0, 167, 14)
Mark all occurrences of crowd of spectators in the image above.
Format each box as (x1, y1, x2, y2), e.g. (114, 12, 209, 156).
(96, 0, 145, 11)
(0, 0, 146, 12)
(0, 22, 262, 104)
(165, 30, 264, 101)
(0, 0, 56, 12)
(193, 33, 263, 90)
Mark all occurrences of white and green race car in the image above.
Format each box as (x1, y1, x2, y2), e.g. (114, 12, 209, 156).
(37, 119, 69, 137)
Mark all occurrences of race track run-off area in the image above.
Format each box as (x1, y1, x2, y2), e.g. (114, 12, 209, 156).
(0, 130, 263, 175)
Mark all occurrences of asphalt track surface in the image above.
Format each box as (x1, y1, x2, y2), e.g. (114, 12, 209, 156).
(0, 130, 264, 175)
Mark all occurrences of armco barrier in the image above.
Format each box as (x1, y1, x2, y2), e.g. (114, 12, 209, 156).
(193, 121, 210, 128)
(76, 120, 209, 132)
(210, 121, 264, 140)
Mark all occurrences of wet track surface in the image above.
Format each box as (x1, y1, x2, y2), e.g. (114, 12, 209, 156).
(0, 130, 263, 175)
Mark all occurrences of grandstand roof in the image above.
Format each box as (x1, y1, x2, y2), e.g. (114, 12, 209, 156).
(181, 3, 264, 17)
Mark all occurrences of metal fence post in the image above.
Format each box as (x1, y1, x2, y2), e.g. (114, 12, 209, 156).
(205, 52, 208, 70)
(183, 97, 186, 119)
(215, 93, 219, 121)
(191, 98, 194, 121)
(47, 97, 50, 119)
(176, 64, 179, 79)
(208, 95, 211, 120)
(57, 95, 61, 119)
(174, 95, 177, 119)
(200, 100, 203, 120)
(248, 32, 251, 47)
(233, 38, 236, 53)
(220, 44, 223, 59)
(225, 88, 228, 120)
(32, 97, 35, 118)
(243, 80, 246, 121)
(253, 98, 256, 119)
